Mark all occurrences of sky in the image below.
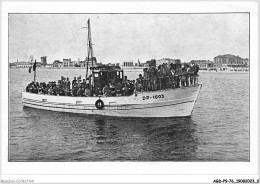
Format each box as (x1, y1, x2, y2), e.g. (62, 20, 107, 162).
(9, 13, 249, 64)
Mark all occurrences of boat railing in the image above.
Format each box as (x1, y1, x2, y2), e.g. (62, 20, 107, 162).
(138, 73, 199, 92)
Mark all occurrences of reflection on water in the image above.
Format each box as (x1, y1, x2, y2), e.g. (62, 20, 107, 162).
(11, 108, 198, 161)
(9, 69, 249, 161)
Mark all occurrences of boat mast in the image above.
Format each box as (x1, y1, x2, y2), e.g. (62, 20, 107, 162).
(87, 18, 95, 88)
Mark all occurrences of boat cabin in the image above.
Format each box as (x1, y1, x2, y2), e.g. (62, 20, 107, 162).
(90, 65, 124, 91)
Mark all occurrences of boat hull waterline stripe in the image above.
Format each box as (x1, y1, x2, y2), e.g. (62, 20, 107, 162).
(22, 99, 194, 110)
(22, 95, 196, 106)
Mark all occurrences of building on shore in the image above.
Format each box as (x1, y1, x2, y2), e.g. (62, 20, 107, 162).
(120, 59, 147, 68)
(41, 56, 47, 67)
(79, 61, 85, 67)
(214, 54, 249, 68)
(35, 62, 43, 67)
(135, 59, 141, 67)
(53, 60, 63, 67)
(190, 60, 214, 69)
(140, 58, 181, 67)
(52, 57, 99, 68)
(70, 61, 76, 67)
(63, 58, 71, 67)
(119, 58, 181, 68)
(79, 57, 98, 67)
(121, 60, 134, 67)
(10, 62, 31, 68)
(157, 58, 181, 66)
(46, 64, 53, 67)
(10, 61, 43, 68)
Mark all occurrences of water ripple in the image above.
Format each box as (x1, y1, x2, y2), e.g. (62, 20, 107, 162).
(9, 69, 249, 161)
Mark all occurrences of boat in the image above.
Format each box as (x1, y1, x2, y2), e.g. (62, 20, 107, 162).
(22, 19, 202, 118)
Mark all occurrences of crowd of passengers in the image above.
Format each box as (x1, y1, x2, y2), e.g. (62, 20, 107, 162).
(26, 61, 199, 97)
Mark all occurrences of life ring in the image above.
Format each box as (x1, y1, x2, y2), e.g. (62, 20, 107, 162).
(95, 99, 104, 110)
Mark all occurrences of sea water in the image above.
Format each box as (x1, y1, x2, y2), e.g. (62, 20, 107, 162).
(8, 68, 249, 161)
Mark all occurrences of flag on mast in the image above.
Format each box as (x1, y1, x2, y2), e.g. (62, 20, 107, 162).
(33, 59, 36, 71)
(29, 59, 36, 73)
(28, 59, 36, 73)
(33, 59, 37, 83)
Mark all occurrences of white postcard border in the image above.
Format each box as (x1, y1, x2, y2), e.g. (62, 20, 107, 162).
(1, 0, 259, 183)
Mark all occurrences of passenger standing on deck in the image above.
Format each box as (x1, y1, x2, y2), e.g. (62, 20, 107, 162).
(96, 87, 103, 96)
(175, 64, 182, 88)
(186, 65, 192, 86)
(77, 86, 84, 96)
(109, 83, 116, 96)
(143, 68, 148, 91)
(148, 66, 158, 91)
(184, 64, 190, 87)
(189, 61, 195, 85)
(42, 82, 47, 94)
(26, 83, 30, 92)
(165, 64, 172, 88)
(84, 87, 90, 97)
(158, 65, 164, 90)
(81, 79, 86, 89)
(56, 84, 61, 96)
(135, 81, 143, 92)
(190, 61, 199, 85)
(61, 76, 66, 86)
(89, 87, 95, 97)
(72, 77, 77, 86)
(136, 75, 143, 91)
(115, 82, 123, 96)
(180, 65, 188, 87)
(193, 62, 200, 84)
(162, 64, 168, 89)
(71, 85, 77, 97)
(122, 83, 130, 96)
(52, 83, 57, 95)
(65, 78, 71, 96)
(38, 83, 43, 94)
(170, 63, 177, 88)
(103, 85, 109, 96)
(129, 80, 135, 94)
(34, 82, 39, 93)
(30, 82, 35, 92)
(136, 74, 143, 85)
(48, 87, 52, 95)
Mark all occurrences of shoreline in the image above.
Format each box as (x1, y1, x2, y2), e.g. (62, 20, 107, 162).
(9, 67, 250, 73)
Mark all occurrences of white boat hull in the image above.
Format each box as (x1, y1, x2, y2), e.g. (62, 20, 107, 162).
(22, 85, 202, 117)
